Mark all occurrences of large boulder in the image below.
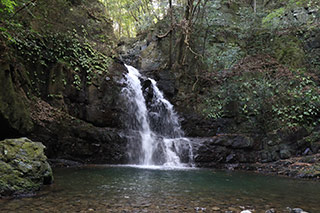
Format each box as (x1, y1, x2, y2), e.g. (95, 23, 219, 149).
(0, 138, 53, 197)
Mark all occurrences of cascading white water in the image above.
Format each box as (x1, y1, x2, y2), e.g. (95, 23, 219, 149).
(148, 78, 184, 138)
(122, 64, 193, 167)
(121, 65, 155, 165)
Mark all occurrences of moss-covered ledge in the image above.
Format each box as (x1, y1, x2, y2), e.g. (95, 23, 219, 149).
(0, 138, 53, 197)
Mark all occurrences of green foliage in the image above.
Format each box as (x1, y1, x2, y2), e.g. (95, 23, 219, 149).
(272, 75, 320, 127)
(193, 0, 318, 72)
(273, 36, 305, 68)
(101, 0, 171, 37)
(0, 0, 17, 36)
(200, 1, 266, 72)
(206, 43, 244, 71)
(204, 75, 279, 122)
(203, 72, 320, 131)
(73, 74, 81, 90)
(11, 28, 111, 92)
(245, 31, 307, 69)
(47, 94, 63, 99)
(0, 0, 16, 13)
(262, 7, 285, 29)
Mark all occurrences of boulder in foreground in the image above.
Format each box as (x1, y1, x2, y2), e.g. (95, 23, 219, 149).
(0, 138, 53, 197)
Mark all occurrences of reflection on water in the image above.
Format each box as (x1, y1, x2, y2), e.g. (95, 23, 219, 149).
(1, 166, 320, 212)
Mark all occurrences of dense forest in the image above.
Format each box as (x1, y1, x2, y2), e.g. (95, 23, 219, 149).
(1, 0, 319, 131)
(1, 0, 320, 210)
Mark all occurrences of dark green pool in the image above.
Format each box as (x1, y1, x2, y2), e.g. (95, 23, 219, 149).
(1, 165, 320, 212)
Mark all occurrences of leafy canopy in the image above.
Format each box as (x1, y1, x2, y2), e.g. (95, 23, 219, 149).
(0, 0, 16, 13)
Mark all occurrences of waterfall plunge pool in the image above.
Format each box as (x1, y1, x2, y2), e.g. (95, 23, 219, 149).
(1, 165, 320, 212)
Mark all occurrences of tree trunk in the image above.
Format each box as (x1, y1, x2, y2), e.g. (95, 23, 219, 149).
(202, 29, 208, 56)
(177, 0, 192, 65)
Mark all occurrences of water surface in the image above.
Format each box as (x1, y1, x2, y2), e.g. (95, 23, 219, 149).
(1, 166, 320, 212)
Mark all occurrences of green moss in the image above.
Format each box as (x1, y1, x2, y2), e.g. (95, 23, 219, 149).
(0, 138, 53, 197)
(0, 138, 45, 160)
(272, 35, 305, 68)
(0, 159, 40, 196)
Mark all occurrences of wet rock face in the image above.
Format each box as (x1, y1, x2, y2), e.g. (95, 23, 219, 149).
(81, 63, 126, 129)
(191, 127, 320, 171)
(0, 56, 129, 164)
(45, 61, 126, 130)
(0, 45, 33, 140)
(151, 69, 177, 99)
(0, 138, 53, 197)
(29, 99, 128, 164)
(191, 136, 257, 167)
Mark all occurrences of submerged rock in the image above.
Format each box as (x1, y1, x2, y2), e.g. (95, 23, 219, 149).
(0, 138, 53, 197)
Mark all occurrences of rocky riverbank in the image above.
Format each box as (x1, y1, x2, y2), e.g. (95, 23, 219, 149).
(247, 154, 320, 180)
(191, 135, 320, 180)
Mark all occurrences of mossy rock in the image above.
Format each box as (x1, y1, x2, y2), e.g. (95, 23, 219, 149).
(272, 35, 305, 68)
(0, 138, 53, 197)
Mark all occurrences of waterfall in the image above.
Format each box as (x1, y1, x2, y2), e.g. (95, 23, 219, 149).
(121, 65, 193, 167)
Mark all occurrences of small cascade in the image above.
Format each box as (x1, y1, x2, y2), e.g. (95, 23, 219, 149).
(121, 65, 193, 167)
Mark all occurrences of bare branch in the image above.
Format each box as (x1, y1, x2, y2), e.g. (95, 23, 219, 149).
(156, 28, 173, 39)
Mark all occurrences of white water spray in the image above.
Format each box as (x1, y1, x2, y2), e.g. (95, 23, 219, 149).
(122, 65, 193, 167)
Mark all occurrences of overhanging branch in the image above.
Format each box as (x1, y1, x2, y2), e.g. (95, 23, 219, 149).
(156, 28, 173, 39)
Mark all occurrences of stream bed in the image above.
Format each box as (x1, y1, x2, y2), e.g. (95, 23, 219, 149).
(1, 166, 320, 212)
